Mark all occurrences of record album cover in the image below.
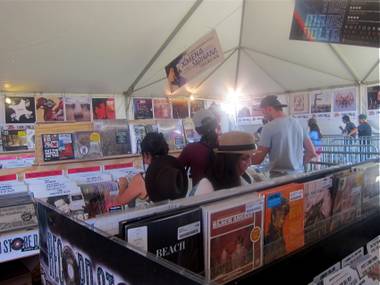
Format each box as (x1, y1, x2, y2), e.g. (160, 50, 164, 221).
(42, 133, 75, 161)
(291, 93, 309, 114)
(73, 131, 103, 159)
(261, 183, 305, 264)
(94, 120, 132, 156)
(202, 194, 264, 284)
(1, 129, 28, 151)
(64, 96, 91, 122)
(4, 96, 36, 124)
(330, 171, 363, 231)
(79, 181, 121, 218)
(133, 98, 153, 120)
(92, 98, 116, 120)
(304, 176, 333, 244)
(157, 120, 185, 150)
(190, 100, 205, 117)
(36, 95, 64, 122)
(124, 208, 204, 273)
(172, 99, 189, 119)
(153, 98, 171, 119)
(183, 118, 201, 143)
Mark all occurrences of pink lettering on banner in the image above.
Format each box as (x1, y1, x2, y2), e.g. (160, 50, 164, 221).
(25, 170, 63, 179)
(104, 163, 133, 171)
(0, 174, 17, 182)
(67, 166, 101, 174)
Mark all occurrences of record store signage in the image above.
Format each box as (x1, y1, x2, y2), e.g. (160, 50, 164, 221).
(0, 229, 39, 262)
(165, 30, 224, 93)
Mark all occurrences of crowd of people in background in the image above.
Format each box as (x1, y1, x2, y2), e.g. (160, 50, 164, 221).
(117, 96, 375, 205)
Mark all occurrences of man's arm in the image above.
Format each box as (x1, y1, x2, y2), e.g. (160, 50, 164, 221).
(348, 127, 358, 137)
(303, 137, 317, 163)
(251, 146, 270, 165)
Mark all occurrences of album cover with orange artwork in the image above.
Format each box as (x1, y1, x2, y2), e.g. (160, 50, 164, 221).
(202, 194, 264, 284)
(260, 183, 305, 264)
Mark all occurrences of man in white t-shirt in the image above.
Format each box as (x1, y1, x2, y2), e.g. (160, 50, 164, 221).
(252, 96, 316, 177)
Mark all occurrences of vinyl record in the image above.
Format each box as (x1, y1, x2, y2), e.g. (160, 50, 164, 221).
(62, 246, 80, 285)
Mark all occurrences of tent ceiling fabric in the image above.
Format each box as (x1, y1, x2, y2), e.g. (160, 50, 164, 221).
(0, 0, 378, 97)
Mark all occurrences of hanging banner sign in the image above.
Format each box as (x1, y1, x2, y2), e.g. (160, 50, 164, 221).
(165, 30, 224, 93)
(290, 0, 380, 48)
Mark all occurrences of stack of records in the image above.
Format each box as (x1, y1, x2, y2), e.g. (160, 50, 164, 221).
(94, 120, 132, 156)
(1, 129, 28, 151)
(157, 119, 185, 150)
(122, 207, 204, 274)
(73, 131, 103, 159)
(0, 192, 37, 234)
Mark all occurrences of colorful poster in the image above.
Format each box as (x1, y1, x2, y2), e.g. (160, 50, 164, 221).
(165, 30, 224, 93)
(333, 87, 356, 113)
(289, 0, 380, 48)
(291, 93, 309, 114)
(4, 96, 36, 124)
(133, 98, 153, 120)
(92, 98, 116, 120)
(190, 100, 205, 117)
(42, 133, 75, 162)
(171, 99, 189, 119)
(310, 90, 332, 118)
(36, 95, 64, 122)
(64, 96, 91, 122)
(153, 98, 171, 119)
(367, 85, 380, 110)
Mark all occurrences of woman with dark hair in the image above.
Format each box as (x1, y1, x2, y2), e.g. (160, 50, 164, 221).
(178, 109, 219, 190)
(116, 132, 188, 204)
(194, 131, 257, 196)
(308, 118, 322, 165)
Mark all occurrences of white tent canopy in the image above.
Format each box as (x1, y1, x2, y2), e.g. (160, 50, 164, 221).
(0, 0, 378, 97)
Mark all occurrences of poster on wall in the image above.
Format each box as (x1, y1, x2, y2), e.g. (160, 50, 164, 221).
(5, 96, 36, 124)
(64, 96, 91, 122)
(333, 87, 356, 113)
(236, 103, 253, 125)
(165, 30, 224, 93)
(133, 98, 153, 120)
(291, 93, 310, 117)
(310, 90, 332, 118)
(36, 95, 65, 122)
(190, 100, 205, 117)
(153, 98, 171, 119)
(172, 99, 189, 119)
(92, 98, 116, 120)
(289, 0, 380, 48)
(367, 85, 380, 110)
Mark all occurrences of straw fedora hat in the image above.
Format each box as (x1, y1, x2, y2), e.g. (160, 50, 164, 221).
(215, 131, 256, 154)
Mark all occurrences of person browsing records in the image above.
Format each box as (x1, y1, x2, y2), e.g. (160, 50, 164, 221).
(117, 133, 188, 204)
(194, 131, 257, 196)
(251, 95, 316, 177)
(178, 109, 218, 189)
(339, 115, 357, 138)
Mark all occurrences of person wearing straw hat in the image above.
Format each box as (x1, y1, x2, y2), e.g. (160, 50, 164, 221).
(251, 95, 316, 177)
(194, 131, 257, 196)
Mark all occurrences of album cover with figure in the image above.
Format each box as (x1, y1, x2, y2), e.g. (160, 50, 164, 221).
(73, 131, 103, 160)
(202, 194, 264, 284)
(260, 183, 305, 264)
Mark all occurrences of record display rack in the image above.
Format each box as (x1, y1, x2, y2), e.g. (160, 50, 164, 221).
(35, 159, 380, 285)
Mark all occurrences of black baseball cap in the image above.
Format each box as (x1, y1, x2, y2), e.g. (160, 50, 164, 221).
(260, 95, 288, 108)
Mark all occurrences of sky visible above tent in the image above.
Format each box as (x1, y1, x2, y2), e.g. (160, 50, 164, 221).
(0, 0, 378, 99)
